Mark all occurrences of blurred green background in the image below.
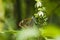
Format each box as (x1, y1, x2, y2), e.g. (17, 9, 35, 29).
(0, 0, 60, 40)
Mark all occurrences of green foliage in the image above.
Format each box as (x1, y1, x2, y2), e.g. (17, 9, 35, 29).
(0, 0, 60, 40)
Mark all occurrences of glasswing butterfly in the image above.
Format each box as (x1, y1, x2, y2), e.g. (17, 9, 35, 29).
(19, 17, 35, 28)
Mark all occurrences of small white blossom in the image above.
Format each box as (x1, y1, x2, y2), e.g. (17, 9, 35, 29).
(38, 11, 44, 16)
(35, 2, 42, 8)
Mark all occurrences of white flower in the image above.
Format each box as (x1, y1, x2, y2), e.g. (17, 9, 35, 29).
(36, 2, 42, 8)
(38, 11, 44, 16)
